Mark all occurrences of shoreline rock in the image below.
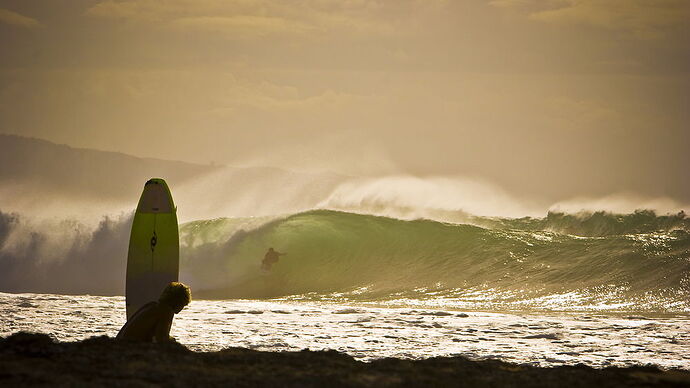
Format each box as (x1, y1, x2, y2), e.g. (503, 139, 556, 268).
(1, 332, 688, 387)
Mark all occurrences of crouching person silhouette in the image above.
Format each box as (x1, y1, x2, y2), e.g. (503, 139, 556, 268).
(116, 282, 191, 342)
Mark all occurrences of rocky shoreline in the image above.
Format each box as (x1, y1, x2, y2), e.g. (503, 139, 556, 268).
(1, 332, 688, 387)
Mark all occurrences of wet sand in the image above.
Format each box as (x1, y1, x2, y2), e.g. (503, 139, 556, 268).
(2, 332, 689, 387)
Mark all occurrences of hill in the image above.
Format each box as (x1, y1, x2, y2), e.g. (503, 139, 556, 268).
(0, 134, 220, 203)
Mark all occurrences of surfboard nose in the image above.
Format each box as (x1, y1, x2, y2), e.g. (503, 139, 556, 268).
(137, 178, 175, 213)
(145, 178, 165, 185)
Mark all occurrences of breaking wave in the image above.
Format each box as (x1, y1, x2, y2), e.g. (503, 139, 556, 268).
(181, 210, 690, 312)
(2, 207, 688, 312)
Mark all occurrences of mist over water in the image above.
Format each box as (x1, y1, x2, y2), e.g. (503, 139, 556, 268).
(1, 181, 688, 313)
(0, 210, 132, 295)
(1, 140, 688, 312)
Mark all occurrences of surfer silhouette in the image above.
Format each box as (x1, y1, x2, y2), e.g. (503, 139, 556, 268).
(261, 247, 286, 271)
(116, 282, 191, 343)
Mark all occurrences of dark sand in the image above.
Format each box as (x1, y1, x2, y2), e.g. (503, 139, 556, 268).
(1, 332, 688, 387)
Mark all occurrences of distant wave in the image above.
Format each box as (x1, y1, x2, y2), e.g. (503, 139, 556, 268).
(181, 210, 690, 312)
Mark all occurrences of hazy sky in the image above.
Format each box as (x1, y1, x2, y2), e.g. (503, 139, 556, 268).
(1, 0, 689, 203)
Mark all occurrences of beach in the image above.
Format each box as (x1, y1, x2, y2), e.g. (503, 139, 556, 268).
(3, 332, 690, 387)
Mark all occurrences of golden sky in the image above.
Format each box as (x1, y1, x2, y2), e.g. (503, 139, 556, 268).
(0, 0, 688, 202)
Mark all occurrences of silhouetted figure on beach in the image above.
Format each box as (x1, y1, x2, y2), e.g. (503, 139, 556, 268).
(261, 247, 286, 271)
(116, 282, 191, 342)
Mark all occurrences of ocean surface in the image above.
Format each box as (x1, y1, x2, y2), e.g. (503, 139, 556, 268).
(1, 292, 689, 369)
(1, 209, 689, 369)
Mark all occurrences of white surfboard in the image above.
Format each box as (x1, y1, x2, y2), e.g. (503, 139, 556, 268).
(125, 178, 179, 319)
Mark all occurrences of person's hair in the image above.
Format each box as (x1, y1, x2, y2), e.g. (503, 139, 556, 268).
(159, 282, 192, 307)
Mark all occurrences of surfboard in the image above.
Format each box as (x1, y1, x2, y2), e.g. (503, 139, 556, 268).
(125, 178, 179, 319)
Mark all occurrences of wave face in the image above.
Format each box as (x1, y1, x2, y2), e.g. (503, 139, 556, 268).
(180, 210, 690, 313)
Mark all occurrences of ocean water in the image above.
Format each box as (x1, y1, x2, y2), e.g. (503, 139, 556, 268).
(1, 292, 689, 369)
(1, 209, 689, 369)
(179, 210, 690, 313)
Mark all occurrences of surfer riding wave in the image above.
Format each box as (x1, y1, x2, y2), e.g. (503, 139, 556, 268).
(261, 248, 286, 271)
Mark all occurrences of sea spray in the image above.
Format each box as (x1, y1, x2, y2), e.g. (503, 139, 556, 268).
(0, 210, 132, 294)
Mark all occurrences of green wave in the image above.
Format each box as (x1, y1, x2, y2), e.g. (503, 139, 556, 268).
(180, 210, 690, 311)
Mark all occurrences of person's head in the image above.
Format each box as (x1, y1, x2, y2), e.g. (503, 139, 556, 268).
(268, 247, 274, 252)
(159, 282, 192, 313)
